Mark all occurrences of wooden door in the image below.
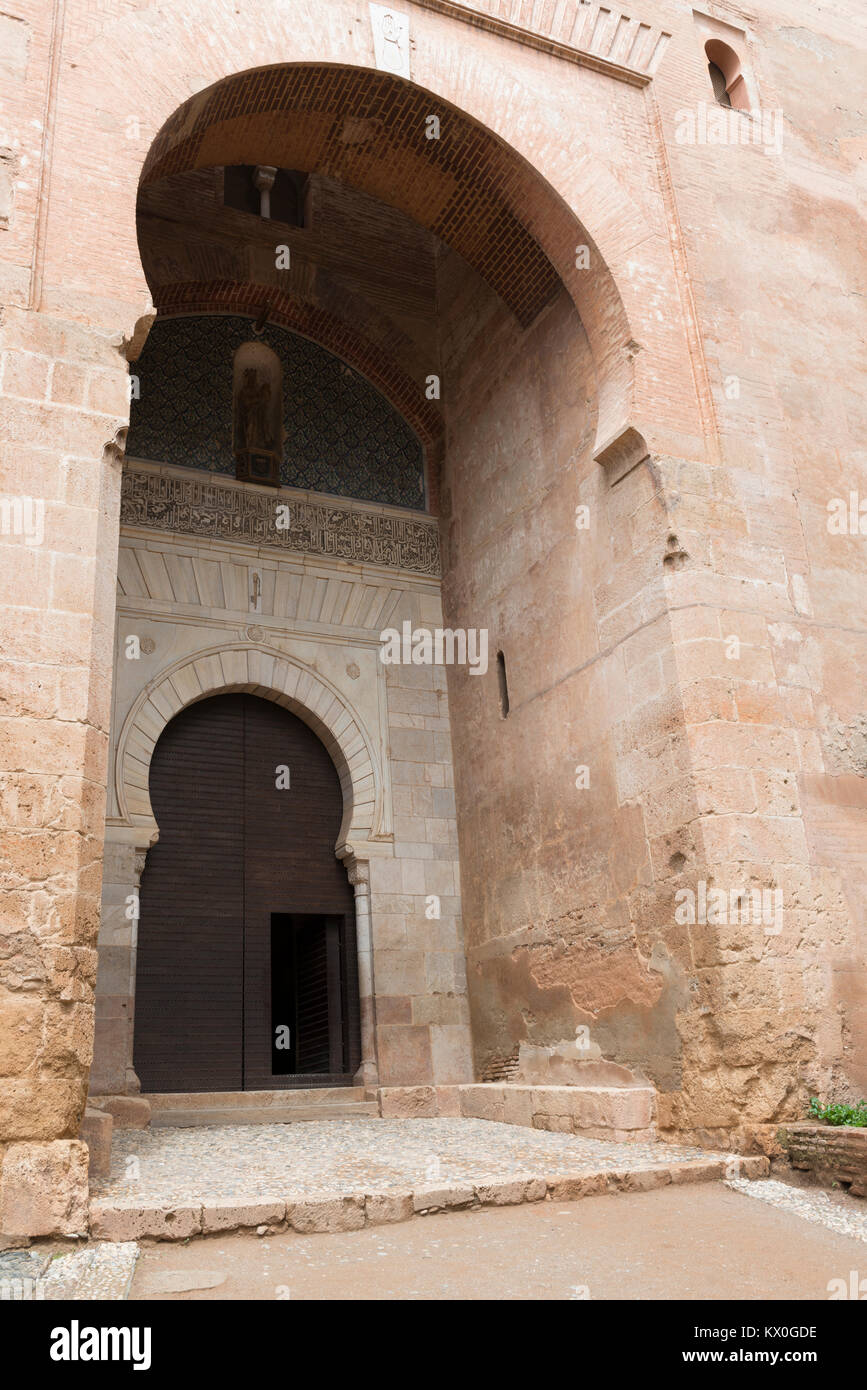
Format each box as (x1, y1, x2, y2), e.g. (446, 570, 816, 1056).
(239, 697, 358, 1089)
(134, 693, 360, 1092)
(133, 694, 245, 1093)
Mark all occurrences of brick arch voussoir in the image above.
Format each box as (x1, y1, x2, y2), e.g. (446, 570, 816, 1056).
(60, 3, 649, 465)
(137, 62, 643, 461)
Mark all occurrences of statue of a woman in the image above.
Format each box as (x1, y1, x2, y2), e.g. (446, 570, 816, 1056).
(237, 367, 273, 452)
(233, 342, 283, 487)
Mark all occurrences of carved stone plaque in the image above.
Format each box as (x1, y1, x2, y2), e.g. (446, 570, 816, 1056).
(370, 4, 410, 79)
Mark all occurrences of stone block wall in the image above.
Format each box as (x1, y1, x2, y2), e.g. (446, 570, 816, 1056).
(778, 1122, 867, 1198)
(0, 305, 128, 1163)
(439, 269, 697, 1095)
(374, 613, 472, 1085)
(438, 72, 867, 1139)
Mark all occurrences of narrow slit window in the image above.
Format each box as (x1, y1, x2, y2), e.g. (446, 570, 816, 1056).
(496, 650, 510, 718)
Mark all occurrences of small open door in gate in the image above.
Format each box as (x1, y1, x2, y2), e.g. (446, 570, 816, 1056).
(270, 914, 346, 1077)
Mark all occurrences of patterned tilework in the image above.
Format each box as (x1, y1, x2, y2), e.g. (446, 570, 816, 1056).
(152, 282, 443, 449)
(127, 315, 427, 510)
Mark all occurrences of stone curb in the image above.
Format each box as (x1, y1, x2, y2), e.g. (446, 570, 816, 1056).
(87, 1154, 768, 1241)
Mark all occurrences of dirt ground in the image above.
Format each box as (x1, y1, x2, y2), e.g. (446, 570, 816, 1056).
(127, 1182, 865, 1301)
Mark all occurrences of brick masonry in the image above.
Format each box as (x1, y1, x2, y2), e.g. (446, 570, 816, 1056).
(778, 1123, 867, 1198)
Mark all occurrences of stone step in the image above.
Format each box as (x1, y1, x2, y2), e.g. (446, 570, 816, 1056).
(379, 1082, 659, 1141)
(458, 1083, 658, 1139)
(150, 1101, 381, 1128)
(143, 1086, 378, 1128)
(88, 1151, 772, 1241)
(146, 1085, 369, 1111)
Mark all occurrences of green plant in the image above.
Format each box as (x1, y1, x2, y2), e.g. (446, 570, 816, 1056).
(807, 1096, 867, 1127)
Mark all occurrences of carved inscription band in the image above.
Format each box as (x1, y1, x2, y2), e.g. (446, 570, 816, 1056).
(120, 467, 441, 577)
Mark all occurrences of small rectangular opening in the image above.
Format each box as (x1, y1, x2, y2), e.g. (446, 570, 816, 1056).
(270, 914, 344, 1076)
(224, 166, 308, 226)
(496, 649, 510, 718)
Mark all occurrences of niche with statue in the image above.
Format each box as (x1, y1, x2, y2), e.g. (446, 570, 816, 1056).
(232, 340, 283, 486)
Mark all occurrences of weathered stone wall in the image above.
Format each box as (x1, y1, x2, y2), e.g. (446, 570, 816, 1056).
(0, 304, 128, 1192)
(435, 0, 866, 1143)
(439, 267, 698, 1092)
(649, 2, 867, 1128)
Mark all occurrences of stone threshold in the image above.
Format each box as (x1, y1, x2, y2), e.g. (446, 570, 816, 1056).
(89, 1154, 769, 1241)
(89, 1082, 659, 1133)
(83, 1081, 662, 1182)
(380, 1082, 658, 1142)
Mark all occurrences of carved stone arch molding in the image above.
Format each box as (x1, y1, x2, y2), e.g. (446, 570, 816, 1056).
(115, 643, 385, 853)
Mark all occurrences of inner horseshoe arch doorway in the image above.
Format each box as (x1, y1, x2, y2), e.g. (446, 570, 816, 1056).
(106, 646, 384, 1094)
(133, 691, 361, 1092)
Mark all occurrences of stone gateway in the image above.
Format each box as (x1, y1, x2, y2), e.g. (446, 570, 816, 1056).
(0, 0, 864, 1237)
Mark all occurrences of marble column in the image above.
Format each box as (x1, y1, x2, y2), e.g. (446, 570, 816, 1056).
(345, 856, 379, 1088)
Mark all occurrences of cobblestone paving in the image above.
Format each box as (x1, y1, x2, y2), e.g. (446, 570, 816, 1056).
(93, 1117, 727, 1206)
(726, 1177, 867, 1244)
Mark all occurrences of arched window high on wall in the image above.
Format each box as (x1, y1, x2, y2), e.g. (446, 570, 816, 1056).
(705, 38, 751, 111)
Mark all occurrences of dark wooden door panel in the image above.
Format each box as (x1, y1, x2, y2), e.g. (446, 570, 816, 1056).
(241, 696, 357, 1089)
(135, 692, 361, 1093)
(134, 696, 245, 1093)
(325, 917, 344, 1072)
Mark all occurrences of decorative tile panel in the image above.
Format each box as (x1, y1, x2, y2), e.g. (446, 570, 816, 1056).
(127, 315, 427, 510)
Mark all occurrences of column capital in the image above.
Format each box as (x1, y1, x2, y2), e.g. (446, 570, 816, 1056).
(345, 858, 371, 891)
(338, 845, 372, 889)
